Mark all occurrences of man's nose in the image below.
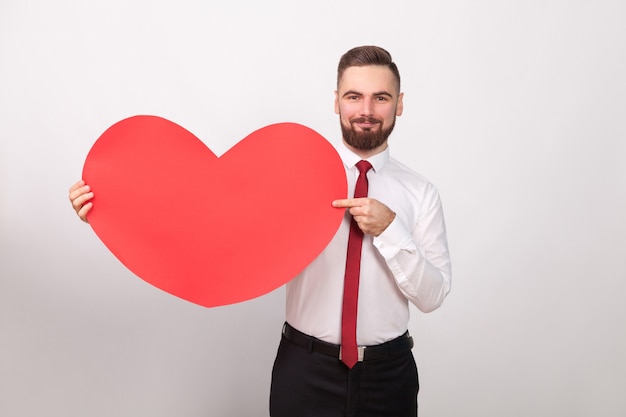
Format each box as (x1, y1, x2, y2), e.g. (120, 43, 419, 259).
(359, 99, 373, 116)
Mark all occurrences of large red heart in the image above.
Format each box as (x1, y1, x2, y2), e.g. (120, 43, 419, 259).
(82, 115, 346, 307)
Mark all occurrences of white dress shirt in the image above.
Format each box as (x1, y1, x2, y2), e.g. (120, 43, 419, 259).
(285, 140, 452, 346)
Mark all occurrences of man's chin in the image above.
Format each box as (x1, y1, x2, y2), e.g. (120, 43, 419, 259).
(341, 119, 395, 151)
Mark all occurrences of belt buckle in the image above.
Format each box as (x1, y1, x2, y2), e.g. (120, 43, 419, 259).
(339, 346, 366, 362)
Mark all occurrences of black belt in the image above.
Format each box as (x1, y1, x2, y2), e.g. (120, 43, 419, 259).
(282, 322, 414, 362)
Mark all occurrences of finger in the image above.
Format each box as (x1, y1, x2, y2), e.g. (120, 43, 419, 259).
(69, 180, 85, 193)
(69, 184, 91, 203)
(77, 202, 92, 223)
(332, 198, 367, 208)
(348, 207, 363, 217)
(69, 184, 88, 200)
(332, 198, 351, 208)
(71, 191, 94, 211)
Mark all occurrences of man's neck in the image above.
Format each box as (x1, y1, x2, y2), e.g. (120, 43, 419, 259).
(342, 140, 388, 159)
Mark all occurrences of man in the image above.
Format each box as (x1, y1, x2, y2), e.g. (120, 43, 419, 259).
(69, 46, 451, 417)
(269, 46, 451, 417)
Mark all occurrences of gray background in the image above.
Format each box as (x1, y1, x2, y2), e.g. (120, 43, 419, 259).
(1, 0, 625, 416)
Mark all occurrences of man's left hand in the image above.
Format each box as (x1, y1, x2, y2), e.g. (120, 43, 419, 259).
(332, 198, 396, 236)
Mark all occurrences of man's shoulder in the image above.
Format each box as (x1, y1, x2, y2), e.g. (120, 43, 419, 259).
(385, 157, 437, 190)
(381, 157, 443, 215)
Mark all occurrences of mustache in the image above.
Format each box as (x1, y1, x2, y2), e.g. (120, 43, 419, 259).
(349, 116, 383, 125)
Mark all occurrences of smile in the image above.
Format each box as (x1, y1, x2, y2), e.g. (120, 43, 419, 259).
(350, 117, 382, 130)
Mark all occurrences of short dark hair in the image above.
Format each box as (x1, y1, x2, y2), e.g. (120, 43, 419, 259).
(337, 45, 401, 92)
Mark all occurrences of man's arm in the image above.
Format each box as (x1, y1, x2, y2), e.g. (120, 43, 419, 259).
(333, 191, 452, 313)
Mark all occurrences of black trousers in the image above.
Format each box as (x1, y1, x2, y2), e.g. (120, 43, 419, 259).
(269, 328, 419, 417)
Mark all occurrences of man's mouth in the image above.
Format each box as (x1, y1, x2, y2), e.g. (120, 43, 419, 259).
(350, 117, 382, 130)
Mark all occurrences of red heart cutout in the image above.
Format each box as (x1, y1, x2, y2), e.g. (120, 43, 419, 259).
(83, 115, 346, 307)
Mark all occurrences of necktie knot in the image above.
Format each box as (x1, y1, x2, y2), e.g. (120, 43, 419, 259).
(356, 160, 372, 175)
(353, 160, 372, 199)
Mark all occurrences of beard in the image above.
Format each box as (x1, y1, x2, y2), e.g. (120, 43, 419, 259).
(340, 115, 396, 151)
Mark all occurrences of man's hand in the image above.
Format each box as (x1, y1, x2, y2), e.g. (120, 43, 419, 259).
(332, 197, 395, 236)
(68, 180, 93, 223)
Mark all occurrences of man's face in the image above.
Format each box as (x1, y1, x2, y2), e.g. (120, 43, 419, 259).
(335, 65, 403, 153)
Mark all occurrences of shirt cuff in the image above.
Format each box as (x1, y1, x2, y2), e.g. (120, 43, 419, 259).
(373, 216, 416, 258)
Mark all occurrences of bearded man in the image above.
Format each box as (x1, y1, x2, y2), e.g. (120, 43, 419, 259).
(269, 45, 452, 417)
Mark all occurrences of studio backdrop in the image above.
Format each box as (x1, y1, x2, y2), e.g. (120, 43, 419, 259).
(1, 1, 625, 416)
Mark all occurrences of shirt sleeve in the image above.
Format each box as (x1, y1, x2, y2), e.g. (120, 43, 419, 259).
(372, 186, 452, 313)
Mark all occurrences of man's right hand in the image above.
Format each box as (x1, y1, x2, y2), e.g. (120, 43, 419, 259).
(69, 180, 93, 223)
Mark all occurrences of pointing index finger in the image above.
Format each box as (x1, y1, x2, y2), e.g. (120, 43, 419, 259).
(332, 198, 365, 208)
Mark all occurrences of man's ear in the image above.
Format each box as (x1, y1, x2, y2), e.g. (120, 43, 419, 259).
(396, 92, 404, 116)
(334, 90, 340, 114)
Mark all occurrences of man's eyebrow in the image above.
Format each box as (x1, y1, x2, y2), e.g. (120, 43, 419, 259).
(341, 90, 394, 98)
(342, 90, 363, 98)
(372, 91, 394, 98)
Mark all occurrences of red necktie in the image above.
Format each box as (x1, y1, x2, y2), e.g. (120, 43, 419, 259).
(341, 160, 372, 368)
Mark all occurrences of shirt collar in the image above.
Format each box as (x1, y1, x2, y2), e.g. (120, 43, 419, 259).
(336, 140, 390, 173)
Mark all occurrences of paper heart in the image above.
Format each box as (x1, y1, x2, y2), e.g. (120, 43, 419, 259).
(82, 115, 346, 307)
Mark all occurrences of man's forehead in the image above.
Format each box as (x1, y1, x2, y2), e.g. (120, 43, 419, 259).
(338, 65, 399, 95)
